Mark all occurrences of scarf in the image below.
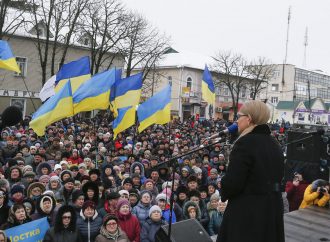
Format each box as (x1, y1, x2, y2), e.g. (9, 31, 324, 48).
(100, 226, 119, 240)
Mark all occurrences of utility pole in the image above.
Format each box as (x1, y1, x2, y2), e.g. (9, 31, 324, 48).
(282, 6, 291, 85)
(308, 75, 312, 124)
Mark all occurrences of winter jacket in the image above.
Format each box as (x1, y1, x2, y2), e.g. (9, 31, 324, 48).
(43, 227, 82, 242)
(162, 207, 176, 224)
(285, 180, 309, 211)
(183, 201, 202, 221)
(117, 212, 140, 242)
(132, 201, 151, 225)
(217, 124, 284, 242)
(141, 217, 166, 242)
(95, 228, 129, 242)
(299, 184, 330, 209)
(76, 210, 103, 242)
(208, 211, 224, 236)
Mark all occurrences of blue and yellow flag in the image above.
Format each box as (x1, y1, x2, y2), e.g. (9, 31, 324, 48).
(73, 69, 117, 114)
(109, 69, 123, 117)
(112, 72, 143, 109)
(0, 40, 21, 73)
(55, 56, 91, 93)
(30, 80, 74, 136)
(113, 106, 136, 139)
(137, 85, 171, 133)
(202, 65, 215, 104)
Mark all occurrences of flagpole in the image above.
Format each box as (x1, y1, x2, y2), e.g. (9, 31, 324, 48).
(20, 75, 37, 111)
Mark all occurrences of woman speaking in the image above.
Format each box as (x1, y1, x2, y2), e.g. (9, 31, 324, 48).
(217, 100, 284, 242)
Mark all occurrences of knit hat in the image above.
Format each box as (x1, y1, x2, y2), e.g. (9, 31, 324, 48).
(60, 170, 73, 182)
(129, 188, 140, 199)
(107, 192, 120, 200)
(49, 175, 60, 183)
(89, 168, 100, 177)
(188, 190, 201, 199)
(78, 163, 87, 169)
(28, 182, 46, 195)
(116, 198, 130, 210)
(155, 193, 168, 203)
(39, 175, 50, 183)
(162, 181, 172, 190)
(54, 164, 62, 171)
(181, 167, 190, 173)
(143, 179, 154, 186)
(149, 205, 162, 217)
(118, 190, 129, 196)
(82, 200, 96, 211)
(210, 193, 220, 202)
(102, 214, 118, 226)
(210, 168, 218, 175)
(11, 185, 24, 195)
(0, 179, 9, 190)
(22, 165, 33, 175)
(23, 171, 36, 178)
(161, 188, 172, 198)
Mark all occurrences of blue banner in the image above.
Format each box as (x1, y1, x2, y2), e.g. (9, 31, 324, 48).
(5, 217, 50, 242)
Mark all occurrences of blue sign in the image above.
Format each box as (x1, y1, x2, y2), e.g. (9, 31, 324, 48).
(5, 217, 50, 242)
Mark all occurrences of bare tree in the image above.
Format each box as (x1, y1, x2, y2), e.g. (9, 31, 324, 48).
(212, 51, 249, 117)
(79, 0, 128, 74)
(118, 13, 170, 91)
(246, 57, 274, 100)
(27, 0, 88, 84)
(0, 0, 29, 39)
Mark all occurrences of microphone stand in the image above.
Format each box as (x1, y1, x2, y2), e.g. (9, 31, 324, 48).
(155, 136, 228, 241)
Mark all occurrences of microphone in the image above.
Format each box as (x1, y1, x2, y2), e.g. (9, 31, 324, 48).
(1, 106, 23, 128)
(207, 123, 238, 140)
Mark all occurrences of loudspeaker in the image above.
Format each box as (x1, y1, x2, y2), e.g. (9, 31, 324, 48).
(155, 219, 212, 242)
(286, 131, 324, 162)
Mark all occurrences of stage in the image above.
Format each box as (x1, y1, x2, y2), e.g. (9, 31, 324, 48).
(284, 206, 330, 242)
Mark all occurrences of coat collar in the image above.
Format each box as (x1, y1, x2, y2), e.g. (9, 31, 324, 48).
(250, 124, 271, 135)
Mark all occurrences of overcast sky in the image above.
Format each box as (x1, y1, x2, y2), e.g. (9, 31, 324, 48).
(121, 0, 330, 74)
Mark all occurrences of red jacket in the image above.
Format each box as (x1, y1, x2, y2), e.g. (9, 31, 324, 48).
(117, 212, 140, 242)
(285, 180, 309, 211)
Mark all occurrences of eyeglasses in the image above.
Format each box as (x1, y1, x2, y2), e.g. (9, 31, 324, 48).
(62, 216, 71, 219)
(106, 222, 117, 226)
(237, 114, 248, 119)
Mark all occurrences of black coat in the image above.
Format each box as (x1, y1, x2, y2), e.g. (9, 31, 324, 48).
(43, 227, 82, 242)
(217, 124, 284, 242)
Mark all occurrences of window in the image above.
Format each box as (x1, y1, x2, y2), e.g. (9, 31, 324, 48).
(271, 97, 278, 104)
(215, 86, 220, 95)
(223, 87, 229, 96)
(241, 87, 246, 98)
(168, 76, 172, 86)
(15, 57, 27, 77)
(271, 84, 279, 91)
(36, 27, 45, 37)
(186, 77, 192, 89)
(84, 38, 90, 46)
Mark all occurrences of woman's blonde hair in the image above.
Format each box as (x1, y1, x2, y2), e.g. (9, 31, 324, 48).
(239, 100, 270, 125)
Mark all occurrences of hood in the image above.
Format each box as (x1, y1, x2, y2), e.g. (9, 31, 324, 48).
(130, 162, 145, 177)
(82, 181, 99, 204)
(36, 194, 56, 215)
(183, 201, 201, 220)
(36, 162, 52, 176)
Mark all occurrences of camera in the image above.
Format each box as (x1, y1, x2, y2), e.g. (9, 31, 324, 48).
(319, 187, 327, 193)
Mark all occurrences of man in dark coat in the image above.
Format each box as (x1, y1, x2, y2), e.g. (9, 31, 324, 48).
(217, 101, 285, 242)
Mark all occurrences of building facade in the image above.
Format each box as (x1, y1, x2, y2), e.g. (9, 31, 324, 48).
(0, 35, 124, 117)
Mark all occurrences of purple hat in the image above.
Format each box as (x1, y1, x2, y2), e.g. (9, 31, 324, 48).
(116, 198, 130, 210)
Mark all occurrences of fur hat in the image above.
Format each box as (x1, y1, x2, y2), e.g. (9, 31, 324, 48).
(63, 177, 75, 185)
(122, 177, 133, 186)
(188, 190, 201, 199)
(72, 189, 84, 203)
(106, 192, 120, 200)
(23, 171, 36, 178)
(11, 184, 24, 195)
(210, 168, 218, 175)
(176, 185, 188, 195)
(149, 205, 162, 217)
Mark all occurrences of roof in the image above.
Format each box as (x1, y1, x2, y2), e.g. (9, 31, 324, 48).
(156, 48, 214, 71)
(276, 101, 299, 110)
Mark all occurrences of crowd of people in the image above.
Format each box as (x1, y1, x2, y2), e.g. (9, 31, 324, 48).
(0, 109, 328, 242)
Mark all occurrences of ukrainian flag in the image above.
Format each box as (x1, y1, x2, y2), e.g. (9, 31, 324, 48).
(137, 85, 171, 133)
(30, 80, 74, 136)
(55, 56, 91, 93)
(0, 40, 21, 73)
(73, 69, 117, 114)
(109, 69, 123, 117)
(202, 65, 215, 104)
(111, 72, 142, 115)
(113, 106, 136, 139)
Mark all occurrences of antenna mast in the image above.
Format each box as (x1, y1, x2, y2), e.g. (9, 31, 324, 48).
(303, 27, 308, 68)
(282, 6, 291, 85)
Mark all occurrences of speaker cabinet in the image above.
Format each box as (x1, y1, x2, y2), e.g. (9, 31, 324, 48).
(155, 219, 212, 242)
